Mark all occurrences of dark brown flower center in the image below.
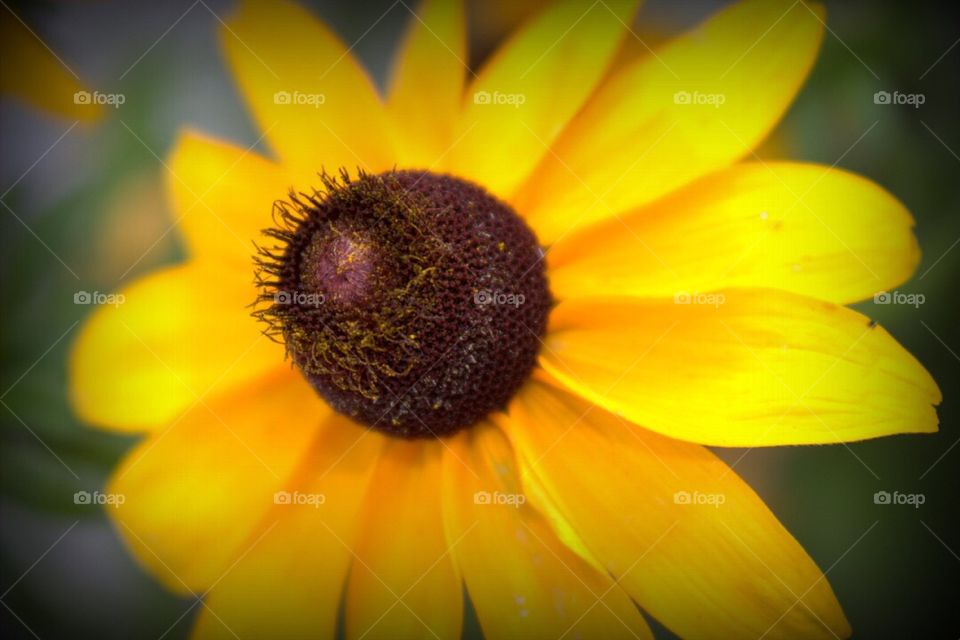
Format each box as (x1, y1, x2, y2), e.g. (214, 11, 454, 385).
(255, 170, 551, 438)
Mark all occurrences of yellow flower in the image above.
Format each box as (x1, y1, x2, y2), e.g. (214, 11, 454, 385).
(69, 0, 940, 638)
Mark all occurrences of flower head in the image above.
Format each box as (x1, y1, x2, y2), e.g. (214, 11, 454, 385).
(255, 169, 551, 436)
(69, 0, 940, 638)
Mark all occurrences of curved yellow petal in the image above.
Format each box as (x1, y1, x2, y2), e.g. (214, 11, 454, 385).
(0, 12, 102, 122)
(548, 162, 920, 304)
(219, 0, 392, 173)
(516, 0, 825, 243)
(106, 370, 325, 594)
(168, 130, 306, 265)
(386, 0, 466, 167)
(443, 422, 654, 640)
(449, 0, 642, 199)
(515, 448, 607, 575)
(504, 379, 852, 639)
(192, 416, 384, 639)
(69, 262, 283, 431)
(345, 439, 461, 640)
(540, 290, 940, 446)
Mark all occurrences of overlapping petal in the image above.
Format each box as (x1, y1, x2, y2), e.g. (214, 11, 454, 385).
(504, 378, 851, 639)
(386, 0, 467, 167)
(168, 130, 306, 265)
(443, 422, 654, 639)
(516, 0, 825, 242)
(219, 0, 393, 173)
(192, 416, 384, 639)
(547, 162, 921, 304)
(540, 290, 940, 446)
(106, 370, 325, 593)
(345, 440, 462, 640)
(69, 262, 283, 431)
(449, 0, 641, 199)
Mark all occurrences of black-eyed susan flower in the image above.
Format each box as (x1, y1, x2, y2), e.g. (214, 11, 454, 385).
(69, 0, 940, 638)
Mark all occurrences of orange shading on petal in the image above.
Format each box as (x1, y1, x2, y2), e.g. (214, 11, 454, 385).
(443, 421, 654, 639)
(345, 439, 462, 640)
(107, 370, 326, 594)
(192, 416, 384, 639)
(504, 379, 852, 639)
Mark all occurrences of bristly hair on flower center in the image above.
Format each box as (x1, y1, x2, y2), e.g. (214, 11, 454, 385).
(254, 169, 552, 439)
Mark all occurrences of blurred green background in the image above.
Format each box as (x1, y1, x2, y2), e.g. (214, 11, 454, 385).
(1, 0, 957, 638)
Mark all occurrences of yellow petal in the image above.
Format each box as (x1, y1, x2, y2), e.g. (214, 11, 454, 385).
(517, 0, 825, 243)
(505, 379, 852, 639)
(219, 0, 392, 173)
(449, 0, 642, 199)
(192, 416, 384, 639)
(69, 262, 283, 431)
(106, 370, 325, 593)
(168, 130, 304, 266)
(548, 162, 920, 304)
(345, 440, 462, 640)
(443, 422, 654, 640)
(540, 290, 940, 446)
(386, 0, 466, 167)
(0, 12, 102, 122)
